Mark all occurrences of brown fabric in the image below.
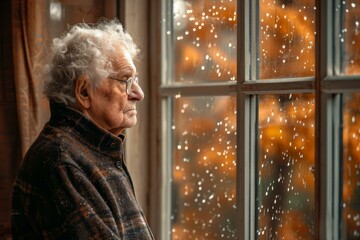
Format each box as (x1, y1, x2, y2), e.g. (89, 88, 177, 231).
(12, 0, 50, 157)
(0, 1, 20, 238)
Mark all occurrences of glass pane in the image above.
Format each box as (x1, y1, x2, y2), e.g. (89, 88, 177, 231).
(257, 94, 315, 239)
(258, 0, 316, 79)
(341, 93, 360, 239)
(339, 2, 360, 75)
(171, 96, 236, 239)
(171, 0, 237, 83)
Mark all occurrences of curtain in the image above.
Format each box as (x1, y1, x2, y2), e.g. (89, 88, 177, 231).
(12, 0, 50, 157)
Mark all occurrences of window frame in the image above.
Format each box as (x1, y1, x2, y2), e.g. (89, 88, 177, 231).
(152, 0, 360, 239)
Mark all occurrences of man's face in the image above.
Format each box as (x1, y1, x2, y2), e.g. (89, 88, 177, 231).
(84, 48, 144, 136)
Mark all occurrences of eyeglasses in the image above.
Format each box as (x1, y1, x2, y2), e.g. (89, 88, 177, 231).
(108, 76, 139, 95)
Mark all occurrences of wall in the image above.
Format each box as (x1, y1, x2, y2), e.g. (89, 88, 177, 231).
(124, 0, 151, 216)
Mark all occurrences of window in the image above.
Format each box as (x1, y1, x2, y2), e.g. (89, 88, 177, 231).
(158, 0, 360, 239)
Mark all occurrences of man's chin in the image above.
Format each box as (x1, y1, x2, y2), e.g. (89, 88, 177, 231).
(123, 118, 138, 129)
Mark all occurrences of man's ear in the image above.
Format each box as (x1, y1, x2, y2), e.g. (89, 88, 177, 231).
(75, 75, 91, 109)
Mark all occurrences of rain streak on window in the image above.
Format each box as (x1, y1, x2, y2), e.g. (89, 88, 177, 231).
(171, 96, 237, 239)
(172, 0, 237, 83)
(341, 93, 360, 239)
(257, 94, 315, 239)
(338, 1, 360, 75)
(258, 0, 316, 79)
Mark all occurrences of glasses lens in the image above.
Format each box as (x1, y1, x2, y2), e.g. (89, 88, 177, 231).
(126, 77, 138, 94)
(126, 78, 132, 94)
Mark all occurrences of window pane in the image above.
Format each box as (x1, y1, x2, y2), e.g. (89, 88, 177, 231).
(257, 94, 315, 239)
(341, 93, 360, 239)
(258, 0, 316, 79)
(171, 96, 236, 239)
(339, 2, 360, 75)
(171, 0, 237, 83)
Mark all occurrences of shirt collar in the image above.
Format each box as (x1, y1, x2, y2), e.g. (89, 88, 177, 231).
(49, 101, 125, 155)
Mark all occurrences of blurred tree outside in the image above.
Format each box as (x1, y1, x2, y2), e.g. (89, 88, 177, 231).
(169, 0, 360, 239)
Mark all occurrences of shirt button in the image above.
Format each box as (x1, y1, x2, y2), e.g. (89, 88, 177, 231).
(110, 142, 116, 148)
(115, 161, 122, 169)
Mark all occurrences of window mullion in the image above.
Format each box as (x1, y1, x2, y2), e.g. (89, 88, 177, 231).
(161, 98, 173, 240)
(333, 95, 342, 240)
(237, 0, 254, 240)
(316, 0, 337, 239)
(159, 82, 237, 96)
(322, 79, 360, 93)
(160, 0, 173, 239)
(237, 94, 256, 240)
(240, 78, 315, 94)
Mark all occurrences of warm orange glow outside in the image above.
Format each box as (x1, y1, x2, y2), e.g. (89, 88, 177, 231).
(170, 0, 360, 239)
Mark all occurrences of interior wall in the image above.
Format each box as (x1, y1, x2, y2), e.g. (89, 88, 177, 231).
(124, 0, 151, 217)
(123, 1, 163, 238)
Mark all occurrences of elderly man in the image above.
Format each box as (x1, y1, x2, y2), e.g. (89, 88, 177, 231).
(11, 19, 154, 239)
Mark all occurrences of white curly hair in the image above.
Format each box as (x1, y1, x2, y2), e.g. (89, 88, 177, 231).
(43, 19, 139, 105)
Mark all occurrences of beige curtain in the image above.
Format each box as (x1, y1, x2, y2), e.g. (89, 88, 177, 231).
(12, 0, 50, 157)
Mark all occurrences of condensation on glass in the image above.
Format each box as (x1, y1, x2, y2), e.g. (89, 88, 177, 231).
(341, 93, 360, 239)
(257, 94, 315, 239)
(258, 0, 316, 79)
(338, 1, 360, 75)
(170, 96, 237, 239)
(171, 0, 237, 83)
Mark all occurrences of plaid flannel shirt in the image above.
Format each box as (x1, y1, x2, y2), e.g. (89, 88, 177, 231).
(11, 101, 154, 240)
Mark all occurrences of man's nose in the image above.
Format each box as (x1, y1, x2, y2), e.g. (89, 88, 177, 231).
(128, 82, 144, 101)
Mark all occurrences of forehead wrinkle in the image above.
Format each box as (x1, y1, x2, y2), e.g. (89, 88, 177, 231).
(111, 49, 136, 77)
(117, 65, 135, 77)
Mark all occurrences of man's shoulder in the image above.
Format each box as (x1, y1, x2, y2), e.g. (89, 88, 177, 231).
(20, 126, 85, 175)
